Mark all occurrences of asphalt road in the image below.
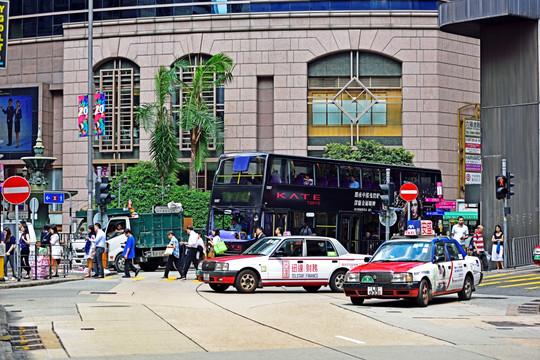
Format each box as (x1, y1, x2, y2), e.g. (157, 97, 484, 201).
(1, 267, 539, 360)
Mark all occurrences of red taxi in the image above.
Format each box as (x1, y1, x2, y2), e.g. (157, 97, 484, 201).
(197, 236, 367, 293)
(534, 246, 540, 265)
(343, 237, 483, 307)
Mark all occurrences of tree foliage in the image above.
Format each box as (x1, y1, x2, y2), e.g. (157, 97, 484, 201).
(178, 53, 234, 189)
(323, 140, 415, 166)
(111, 162, 210, 228)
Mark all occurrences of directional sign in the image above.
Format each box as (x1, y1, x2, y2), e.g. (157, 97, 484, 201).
(1, 176, 31, 204)
(44, 192, 65, 204)
(399, 183, 418, 202)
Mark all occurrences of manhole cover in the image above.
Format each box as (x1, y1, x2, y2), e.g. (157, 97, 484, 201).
(517, 302, 540, 315)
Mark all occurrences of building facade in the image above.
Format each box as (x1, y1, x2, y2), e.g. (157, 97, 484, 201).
(0, 0, 479, 222)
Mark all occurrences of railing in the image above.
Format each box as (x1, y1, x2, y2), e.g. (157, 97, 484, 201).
(507, 235, 540, 268)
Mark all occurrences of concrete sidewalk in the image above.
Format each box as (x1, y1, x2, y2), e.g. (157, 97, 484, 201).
(0, 306, 13, 360)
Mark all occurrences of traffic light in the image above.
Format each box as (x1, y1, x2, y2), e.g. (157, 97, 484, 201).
(380, 182, 395, 206)
(95, 177, 115, 209)
(506, 172, 515, 199)
(495, 175, 507, 200)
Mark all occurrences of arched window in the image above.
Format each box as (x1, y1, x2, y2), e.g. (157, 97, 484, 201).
(93, 58, 140, 174)
(307, 51, 403, 152)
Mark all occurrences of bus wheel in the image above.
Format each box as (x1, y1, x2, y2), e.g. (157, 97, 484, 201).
(139, 262, 159, 272)
(209, 283, 230, 292)
(114, 254, 125, 273)
(303, 286, 321, 293)
(235, 270, 258, 293)
(329, 270, 347, 292)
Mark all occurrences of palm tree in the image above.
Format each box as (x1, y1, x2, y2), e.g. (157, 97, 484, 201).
(136, 60, 188, 185)
(178, 53, 234, 189)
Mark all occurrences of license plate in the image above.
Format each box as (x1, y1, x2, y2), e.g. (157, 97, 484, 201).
(367, 286, 383, 296)
(203, 273, 210, 281)
(534, 255, 540, 260)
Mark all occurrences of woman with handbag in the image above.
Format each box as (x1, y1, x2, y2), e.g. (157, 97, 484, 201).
(491, 225, 504, 270)
(50, 225, 62, 277)
(84, 226, 96, 278)
(19, 221, 31, 279)
(205, 229, 223, 258)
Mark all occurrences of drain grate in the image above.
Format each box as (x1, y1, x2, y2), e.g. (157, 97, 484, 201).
(8, 325, 45, 351)
(89, 291, 117, 295)
(81, 328, 95, 331)
(517, 301, 540, 315)
(485, 321, 540, 327)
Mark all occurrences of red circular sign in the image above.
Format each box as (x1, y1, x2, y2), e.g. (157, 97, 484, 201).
(1, 176, 31, 204)
(400, 182, 419, 202)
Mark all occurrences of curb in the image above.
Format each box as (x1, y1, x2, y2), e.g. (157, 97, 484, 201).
(0, 277, 83, 290)
(0, 306, 13, 360)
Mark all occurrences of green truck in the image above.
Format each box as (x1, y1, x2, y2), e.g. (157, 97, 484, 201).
(73, 208, 185, 272)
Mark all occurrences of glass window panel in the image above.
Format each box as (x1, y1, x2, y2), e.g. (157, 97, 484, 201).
(372, 102, 387, 125)
(54, 0, 70, 11)
(370, 0, 390, 10)
(71, 0, 87, 11)
(53, 14, 67, 35)
(23, 18, 38, 38)
(330, 1, 350, 10)
(291, 161, 314, 185)
(251, 3, 270, 12)
(270, 2, 289, 11)
(390, 0, 411, 10)
(39, 0, 54, 13)
(290, 2, 310, 11)
(269, 158, 290, 184)
(10, 1, 23, 15)
(327, 103, 341, 125)
(357, 100, 372, 125)
(23, 0, 38, 15)
(361, 167, 376, 189)
(71, 12, 87, 23)
(311, 1, 330, 11)
(37, 16, 53, 37)
(9, 19, 23, 39)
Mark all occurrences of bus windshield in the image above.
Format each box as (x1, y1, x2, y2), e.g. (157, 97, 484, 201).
(215, 155, 266, 185)
(243, 237, 282, 256)
(371, 241, 432, 262)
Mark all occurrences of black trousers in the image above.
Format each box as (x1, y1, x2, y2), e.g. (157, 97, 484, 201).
(21, 247, 30, 275)
(181, 247, 198, 277)
(124, 258, 137, 277)
(164, 255, 181, 278)
(6, 119, 12, 144)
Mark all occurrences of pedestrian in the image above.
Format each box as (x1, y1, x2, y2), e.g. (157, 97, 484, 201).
(472, 225, 489, 271)
(179, 226, 198, 280)
(162, 231, 181, 279)
(205, 229, 221, 258)
(275, 227, 283, 236)
(491, 225, 504, 270)
(84, 226, 96, 278)
(299, 222, 312, 235)
(40, 224, 51, 249)
(230, 219, 242, 233)
(14, 100, 22, 148)
(451, 216, 469, 250)
(1, 98, 15, 146)
(18, 221, 31, 279)
(93, 223, 106, 278)
(50, 225, 62, 277)
(194, 232, 206, 270)
(3, 228, 16, 280)
(122, 229, 139, 278)
(253, 226, 266, 241)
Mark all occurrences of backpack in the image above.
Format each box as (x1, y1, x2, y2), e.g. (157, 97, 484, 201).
(469, 234, 477, 251)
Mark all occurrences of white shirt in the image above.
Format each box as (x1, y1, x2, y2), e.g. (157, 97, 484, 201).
(187, 231, 198, 248)
(452, 224, 469, 245)
(95, 229, 106, 248)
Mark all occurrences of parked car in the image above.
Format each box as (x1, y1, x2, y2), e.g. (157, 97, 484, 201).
(533, 246, 540, 266)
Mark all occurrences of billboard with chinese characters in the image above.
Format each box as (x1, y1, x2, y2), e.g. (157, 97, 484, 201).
(0, 87, 39, 160)
(0, 1, 8, 69)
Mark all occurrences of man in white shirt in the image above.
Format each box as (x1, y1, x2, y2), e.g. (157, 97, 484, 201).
(451, 216, 469, 249)
(94, 223, 106, 278)
(179, 226, 199, 280)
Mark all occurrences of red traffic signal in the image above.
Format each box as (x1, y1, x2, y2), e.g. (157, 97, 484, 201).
(495, 175, 508, 200)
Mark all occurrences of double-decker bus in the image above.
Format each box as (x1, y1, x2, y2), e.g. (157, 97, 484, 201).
(208, 152, 442, 254)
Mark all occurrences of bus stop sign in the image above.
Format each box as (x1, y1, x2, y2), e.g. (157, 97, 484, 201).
(1, 176, 31, 204)
(400, 183, 418, 202)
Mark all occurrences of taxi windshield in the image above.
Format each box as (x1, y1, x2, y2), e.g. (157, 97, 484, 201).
(371, 241, 432, 262)
(243, 237, 282, 256)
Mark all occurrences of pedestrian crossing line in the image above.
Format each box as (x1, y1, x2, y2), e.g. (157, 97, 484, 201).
(483, 273, 516, 279)
(483, 273, 536, 280)
(525, 286, 540, 290)
(502, 276, 540, 283)
(161, 278, 176, 281)
(131, 276, 146, 281)
(499, 281, 540, 288)
(102, 276, 116, 280)
(477, 281, 501, 287)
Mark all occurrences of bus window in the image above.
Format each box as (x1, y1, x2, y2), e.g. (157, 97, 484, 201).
(315, 163, 337, 187)
(402, 170, 418, 185)
(291, 161, 314, 186)
(215, 156, 265, 185)
(269, 157, 290, 184)
(315, 212, 337, 238)
(339, 165, 360, 188)
(361, 167, 376, 189)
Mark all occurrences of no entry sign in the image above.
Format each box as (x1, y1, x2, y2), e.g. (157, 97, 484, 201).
(400, 182, 418, 202)
(1, 176, 31, 204)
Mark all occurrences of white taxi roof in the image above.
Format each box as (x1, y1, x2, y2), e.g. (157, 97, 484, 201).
(266, 236, 350, 255)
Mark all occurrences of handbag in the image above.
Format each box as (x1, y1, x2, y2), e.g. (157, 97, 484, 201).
(164, 247, 174, 256)
(496, 241, 501, 254)
(214, 241, 228, 255)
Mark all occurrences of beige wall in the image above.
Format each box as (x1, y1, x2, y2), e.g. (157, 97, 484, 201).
(0, 11, 480, 219)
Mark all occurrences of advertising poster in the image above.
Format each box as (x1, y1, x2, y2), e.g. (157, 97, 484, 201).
(0, 87, 39, 160)
(0, 0, 8, 69)
(78, 95, 89, 137)
(94, 93, 105, 136)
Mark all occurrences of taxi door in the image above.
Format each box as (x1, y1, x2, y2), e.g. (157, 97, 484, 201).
(445, 241, 468, 291)
(304, 238, 335, 281)
(433, 241, 452, 293)
(267, 238, 305, 284)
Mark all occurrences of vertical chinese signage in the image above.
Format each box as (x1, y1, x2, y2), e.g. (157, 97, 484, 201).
(0, 0, 8, 69)
(94, 93, 105, 136)
(77, 93, 105, 137)
(457, 104, 482, 198)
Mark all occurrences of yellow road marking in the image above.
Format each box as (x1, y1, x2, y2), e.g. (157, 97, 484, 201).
(499, 281, 540, 288)
(483, 273, 515, 279)
(131, 276, 146, 281)
(477, 281, 501, 287)
(484, 273, 536, 280)
(525, 286, 540, 290)
(161, 278, 176, 281)
(102, 276, 115, 280)
(503, 276, 540, 283)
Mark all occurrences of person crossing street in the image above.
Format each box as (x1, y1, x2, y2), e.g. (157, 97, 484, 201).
(122, 229, 139, 278)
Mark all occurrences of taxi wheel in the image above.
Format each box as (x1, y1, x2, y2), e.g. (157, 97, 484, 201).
(209, 283, 230, 292)
(351, 297, 365, 305)
(415, 279, 431, 307)
(303, 286, 321, 293)
(329, 270, 347, 292)
(458, 275, 473, 301)
(235, 270, 258, 293)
